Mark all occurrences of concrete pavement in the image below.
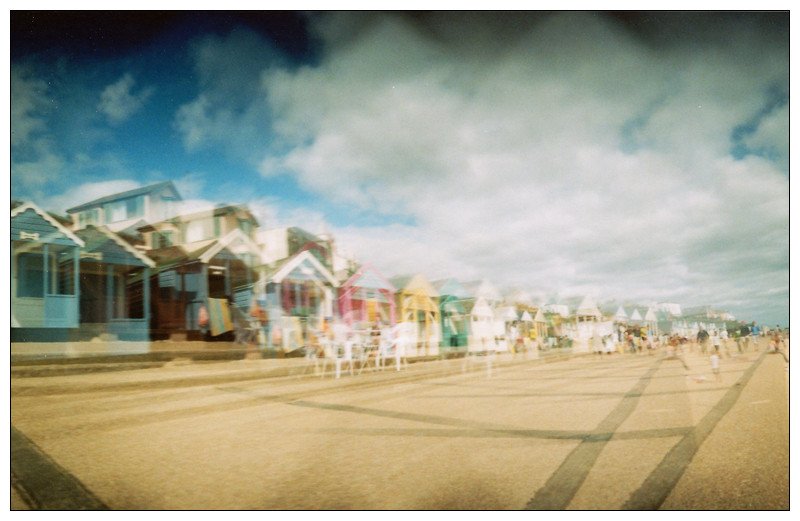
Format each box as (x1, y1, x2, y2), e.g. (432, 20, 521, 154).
(10, 344, 788, 510)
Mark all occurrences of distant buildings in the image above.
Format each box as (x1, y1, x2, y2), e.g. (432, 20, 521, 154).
(11, 181, 740, 351)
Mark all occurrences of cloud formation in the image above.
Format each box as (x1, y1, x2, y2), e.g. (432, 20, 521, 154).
(97, 73, 154, 124)
(161, 12, 788, 322)
(10, 12, 788, 325)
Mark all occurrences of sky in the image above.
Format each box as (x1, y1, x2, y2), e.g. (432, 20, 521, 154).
(8, 11, 790, 327)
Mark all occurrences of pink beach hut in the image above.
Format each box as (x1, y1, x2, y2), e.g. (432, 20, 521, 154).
(337, 264, 396, 328)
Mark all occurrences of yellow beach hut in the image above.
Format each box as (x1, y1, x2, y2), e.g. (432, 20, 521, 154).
(390, 274, 440, 358)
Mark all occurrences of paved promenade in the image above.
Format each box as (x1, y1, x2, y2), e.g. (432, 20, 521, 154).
(10, 343, 789, 510)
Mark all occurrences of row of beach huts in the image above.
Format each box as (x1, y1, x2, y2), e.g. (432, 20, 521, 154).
(11, 181, 738, 359)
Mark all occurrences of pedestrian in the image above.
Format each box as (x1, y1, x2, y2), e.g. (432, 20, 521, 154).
(697, 329, 710, 354)
(710, 348, 721, 382)
(751, 322, 761, 351)
(739, 322, 751, 351)
(711, 329, 721, 356)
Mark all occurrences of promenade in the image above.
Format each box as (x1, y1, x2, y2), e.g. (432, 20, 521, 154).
(10, 342, 789, 510)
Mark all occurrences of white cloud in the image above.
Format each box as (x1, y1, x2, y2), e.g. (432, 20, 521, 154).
(97, 73, 154, 124)
(254, 12, 788, 323)
(10, 67, 49, 148)
(174, 28, 281, 162)
(10, 66, 65, 190)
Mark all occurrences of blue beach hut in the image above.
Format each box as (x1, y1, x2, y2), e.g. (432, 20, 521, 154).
(74, 226, 155, 341)
(11, 202, 84, 339)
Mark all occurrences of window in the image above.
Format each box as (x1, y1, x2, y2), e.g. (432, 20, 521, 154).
(79, 209, 99, 228)
(17, 253, 44, 298)
(105, 201, 127, 223)
(105, 196, 144, 223)
(55, 252, 75, 295)
(126, 196, 144, 219)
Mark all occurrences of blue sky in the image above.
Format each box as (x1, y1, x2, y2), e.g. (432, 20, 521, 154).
(9, 11, 790, 327)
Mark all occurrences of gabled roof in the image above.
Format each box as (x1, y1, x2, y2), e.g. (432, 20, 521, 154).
(465, 297, 494, 318)
(76, 226, 155, 268)
(390, 273, 439, 298)
(268, 250, 338, 287)
(341, 264, 396, 293)
(67, 181, 181, 214)
(11, 201, 85, 247)
(11, 199, 72, 225)
(576, 295, 602, 317)
(495, 306, 519, 321)
(198, 228, 261, 264)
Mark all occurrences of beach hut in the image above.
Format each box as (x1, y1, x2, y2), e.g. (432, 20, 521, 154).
(432, 278, 472, 356)
(390, 274, 440, 358)
(11, 202, 84, 339)
(644, 307, 659, 336)
(614, 305, 629, 324)
(465, 297, 495, 353)
(493, 305, 519, 352)
(533, 308, 548, 342)
(504, 288, 539, 345)
(74, 226, 155, 341)
(338, 264, 396, 328)
(146, 229, 260, 339)
(256, 250, 339, 354)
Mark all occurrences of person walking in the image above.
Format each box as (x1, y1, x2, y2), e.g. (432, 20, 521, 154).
(751, 322, 761, 351)
(739, 322, 751, 351)
(697, 328, 710, 354)
(710, 329, 722, 357)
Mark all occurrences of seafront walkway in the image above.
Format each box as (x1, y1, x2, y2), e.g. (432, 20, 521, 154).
(11, 341, 788, 510)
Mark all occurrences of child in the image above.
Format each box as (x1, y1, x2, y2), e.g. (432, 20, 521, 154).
(710, 348, 721, 382)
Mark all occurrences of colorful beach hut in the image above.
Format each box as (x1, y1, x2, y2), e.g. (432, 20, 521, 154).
(11, 202, 84, 339)
(338, 264, 396, 328)
(432, 278, 472, 356)
(256, 250, 339, 353)
(390, 274, 440, 358)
